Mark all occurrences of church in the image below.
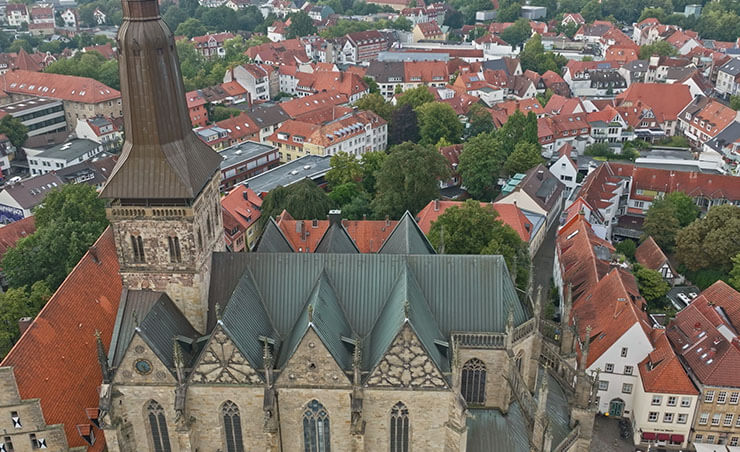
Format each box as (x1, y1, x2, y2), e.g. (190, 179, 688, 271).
(0, 0, 596, 450)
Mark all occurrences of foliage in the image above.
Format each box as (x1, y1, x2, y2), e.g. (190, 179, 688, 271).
(466, 104, 495, 138)
(498, 111, 539, 156)
(581, 0, 603, 22)
(520, 34, 569, 75)
(730, 253, 740, 291)
(328, 182, 362, 207)
(259, 179, 334, 227)
(500, 18, 532, 48)
(44, 51, 120, 90)
(504, 142, 543, 176)
(353, 93, 393, 120)
(0, 116, 29, 148)
(416, 102, 463, 145)
(371, 142, 449, 219)
(0, 282, 52, 358)
(359, 151, 386, 195)
(9, 39, 32, 53)
(730, 95, 740, 111)
(318, 17, 410, 38)
(642, 203, 681, 252)
(682, 267, 730, 291)
(326, 151, 362, 188)
(389, 104, 420, 146)
(675, 205, 740, 272)
(458, 132, 505, 200)
(633, 264, 670, 302)
(535, 88, 554, 108)
(657, 135, 689, 148)
(584, 142, 639, 161)
(286, 11, 317, 38)
(175, 17, 207, 38)
(364, 76, 379, 94)
(211, 106, 241, 122)
(615, 239, 637, 261)
(3, 184, 109, 291)
(396, 85, 434, 109)
(638, 40, 678, 59)
(661, 192, 700, 227)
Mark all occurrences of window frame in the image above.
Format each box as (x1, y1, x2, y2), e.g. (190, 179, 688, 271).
(146, 400, 172, 452)
(390, 402, 409, 452)
(461, 358, 487, 405)
(221, 401, 244, 452)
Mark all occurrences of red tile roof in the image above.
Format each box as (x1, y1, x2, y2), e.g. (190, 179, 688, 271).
(634, 236, 669, 272)
(700, 281, 740, 331)
(191, 32, 235, 44)
(279, 91, 348, 118)
(415, 200, 534, 242)
(616, 83, 692, 123)
(0, 216, 35, 259)
(415, 21, 444, 38)
(639, 329, 698, 395)
(0, 70, 120, 104)
(221, 185, 262, 231)
(1, 228, 121, 451)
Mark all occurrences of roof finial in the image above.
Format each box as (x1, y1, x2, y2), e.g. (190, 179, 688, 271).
(173, 338, 185, 384)
(403, 300, 410, 320)
(215, 303, 222, 321)
(307, 304, 314, 323)
(262, 337, 273, 370)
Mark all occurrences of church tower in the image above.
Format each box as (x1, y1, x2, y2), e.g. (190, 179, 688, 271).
(100, 0, 224, 332)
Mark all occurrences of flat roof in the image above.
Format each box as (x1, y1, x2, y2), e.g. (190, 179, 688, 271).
(35, 139, 101, 162)
(241, 154, 330, 194)
(220, 140, 277, 169)
(0, 97, 62, 114)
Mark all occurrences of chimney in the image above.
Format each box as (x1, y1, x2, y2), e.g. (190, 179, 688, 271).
(434, 199, 440, 211)
(18, 317, 32, 335)
(385, 215, 390, 226)
(328, 209, 341, 226)
(537, 170, 544, 180)
(300, 221, 308, 241)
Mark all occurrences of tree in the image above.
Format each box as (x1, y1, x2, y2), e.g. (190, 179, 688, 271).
(389, 104, 419, 145)
(498, 110, 539, 156)
(638, 40, 678, 59)
(638, 7, 667, 23)
(633, 264, 670, 303)
(416, 102, 463, 145)
(363, 76, 379, 94)
(326, 151, 362, 188)
(661, 192, 700, 227)
(328, 182, 361, 207)
(466, 104, 494, 138)
(396, 85, 434, 109)
(675, 204, 740, 272)
(175, 18, 206, 38)
(730, 253, 740, 291)
(0, 282, 52, 358)
(8, 39, 32, 53)
(500, 18, 532, 48)
(458, 132, 506, 200)
(519, 34, 568, 74)
(0, 116, 28, 148)
(359, 151, 386, 195)
(3, 184, 109, 291)
(615, 239, 637, 260)
(481, 223, 530, 290)
(372, 142, 449, 218)
(641, 203, 681, 252)
(259, 179, 334, 227)
(444, 9, 464, 29)
(354, 93, 393, 120)
(730, 95, 740, 111)
(211, 106, 241, 122)
(581, 0, 603, 22)
(286, 11, 317, 38)
(504, 142, 543, 175)
(428, 199, 501, 254)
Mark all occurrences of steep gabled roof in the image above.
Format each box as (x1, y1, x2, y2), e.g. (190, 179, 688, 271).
(634, 236, 669, 272)
(255, 217, 296, 252)
(0, 215, 35, 258)
(378, 211, 436, 254)
(314, 221, 360, 254)
(639, 329, 698, 395)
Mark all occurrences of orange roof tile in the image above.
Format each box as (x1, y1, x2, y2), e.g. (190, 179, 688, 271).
(221, 185, 262, 230)
(0, 216, 35, 259)
(634, 236, 669, 272)
(415, 200, 534, 242)
(639, 329, 698, 395)
(1, 228, 121, 451)
(616, 83, 692, 122)
(1, 70, 119, 104)
(700, 280, 740, 331)
(279, 91, 348, 118)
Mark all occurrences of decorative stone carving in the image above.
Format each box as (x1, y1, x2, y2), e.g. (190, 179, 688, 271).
(190, 327, 262, 384)
(366, 324, 448, 389)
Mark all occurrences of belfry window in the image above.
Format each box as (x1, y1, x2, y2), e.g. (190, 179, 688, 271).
(461, 358, 487, 405)
(130, 235, 145, 263)
(303, 399, 330, 452)
(222, 401, 244, 452)
(146, 400, 171, 452)
(390, 402, 409, 452)
(168, 236, 181, 263)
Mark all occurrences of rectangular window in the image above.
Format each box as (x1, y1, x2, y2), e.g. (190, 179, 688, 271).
(681, 397, 692, 407)
(667, 396, 677, 406)
(598, 380, 609, 391)
(707, 434, 715, 443)
(677, 413, 688, 424)
(695, 434, 703, 443)
(3, 436, 13, 451)
(622, 383, 633, 394)
(621, 347, 628, 357)
(648, 412, 659, 422)
(652, 395, 662, 406)
(605, 363, 614, 373)
(732, 437, 739, 447)
(724, 414, 734, 426)
(736, 416, 740, 427)
(718, 392, 727, 404)
(699, 413, 709, 425)
(712, 414, 721, 425)
(663, 412, 674, 423)
(624, 365, 633, 375)
(705, 391, 715, 403)
(730, 392, 739, 404)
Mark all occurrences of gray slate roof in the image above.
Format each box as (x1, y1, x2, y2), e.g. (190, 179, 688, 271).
(255, 217, 295, 252)
(378, 211, 436, 255)
(314, 222, 360, 254)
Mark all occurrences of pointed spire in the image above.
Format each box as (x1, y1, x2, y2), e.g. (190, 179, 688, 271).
(262, 336, 273, 384)
(307, 304, 314, 324)
(352, 337, 362, 387)
(215, 302, 222, 321)
(95, 330, 110, 384)
(580, 325, 592, 370)
(534, 285, 543, 319)
(173, 338, 185, 385)
(403, 300, 410, 320)
(537, 371, 549, 417)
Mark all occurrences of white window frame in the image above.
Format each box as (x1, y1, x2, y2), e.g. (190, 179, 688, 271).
(648, 412, 659, 422)
(652, 395, 662, 406)
(705, 391, 715, 403)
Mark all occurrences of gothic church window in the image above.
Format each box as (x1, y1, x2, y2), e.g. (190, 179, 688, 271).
(461, 358, 487, 405)
(131, 235, 145, 263)
(303, 399, 330, 452)
(168, 236, 181, 263)
(390, 402, 409, 452)
(221, 401, 244, 452)
(207, 216, 213, 238)
(146, 400, 172, 452)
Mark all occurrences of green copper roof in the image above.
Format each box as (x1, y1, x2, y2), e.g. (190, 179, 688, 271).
(276, 271, 355, 369)
(378, 211, 436, 255)
(136, 292, 200, 370)
(314, 222, 359, 254)
(255, 217, 294, 253)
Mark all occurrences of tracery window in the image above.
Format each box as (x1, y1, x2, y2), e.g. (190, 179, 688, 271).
(168, 236, 181, 263)
(222, 401, 244, 452)
(461, 358, 487, 405)
(145, 400, 171, 452)
(131, 235, 145, 263)
(303, 399, 330, 452)
(390, 402, 409, 452)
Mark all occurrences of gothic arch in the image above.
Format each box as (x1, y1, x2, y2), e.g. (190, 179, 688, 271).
(221, 400, 244, 452)
(303, 399, 330, 452)
(144, 400, 171, 452)
(390, 401, 410, 452)
(461, 358, 487, 405)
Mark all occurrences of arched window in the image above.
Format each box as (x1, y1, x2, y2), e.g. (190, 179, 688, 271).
(222, 401, 244, 452)
(145, 400, 171, 452)
(303, 399, 330, 452)
(516, 351, 524, 373)
(168, 236, 181, 263)
(131, 235, 145, 263)
(390, 402, 409, 452)
(207, 216, 213, 238)
(461, 358, 487, 405)
(197, 229, 203, 249)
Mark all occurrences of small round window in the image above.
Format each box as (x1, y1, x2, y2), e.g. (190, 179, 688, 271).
(134, 359, 153, 375)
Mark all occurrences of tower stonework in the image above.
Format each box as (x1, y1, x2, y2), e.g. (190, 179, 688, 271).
(100, 0, 223, 332)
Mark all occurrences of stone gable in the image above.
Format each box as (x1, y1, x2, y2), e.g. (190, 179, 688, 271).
(189, 325, 263, 385)
(112, 333, 177, 385)
(366, 324, 448, 389)
(276, 327, 351, 388)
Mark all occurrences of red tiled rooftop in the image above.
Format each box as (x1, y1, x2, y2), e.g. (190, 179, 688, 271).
(415, 200, 534, 242)
(634, 236, 669, 272)
(0, 216, 35, 259)
(639, 329, 698, 395)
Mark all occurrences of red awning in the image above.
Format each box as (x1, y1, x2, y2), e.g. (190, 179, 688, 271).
(642, 432, 656, 440)
(670, 434, 684, 443)
(657, 433, 670, 441)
